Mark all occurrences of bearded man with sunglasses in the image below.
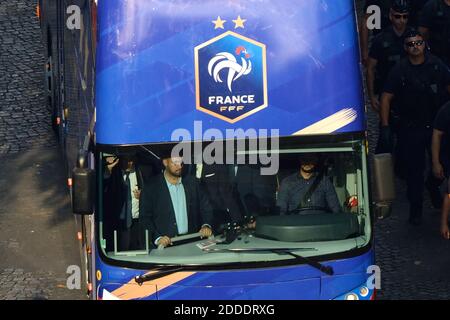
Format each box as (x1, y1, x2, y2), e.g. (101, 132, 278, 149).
(380, 30, 450, 225)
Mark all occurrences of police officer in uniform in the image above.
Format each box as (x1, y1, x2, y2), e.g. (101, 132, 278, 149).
(380, 30, 450, 225)
(367, 0, 413, 113)
(361, 0, 396, 65)
(418, 0, 450, 67)
(367, 1, 413, 180)
(360, 0, 427, 65)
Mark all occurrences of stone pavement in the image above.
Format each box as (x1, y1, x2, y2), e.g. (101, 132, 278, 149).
(0, 148, 85, 300)
(366, 90, 450, 300)
(0, 0, 84, 300)
(0, 0, 56, 154)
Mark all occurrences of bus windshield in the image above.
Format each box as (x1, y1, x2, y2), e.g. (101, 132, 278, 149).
(98, 140, 371, 266)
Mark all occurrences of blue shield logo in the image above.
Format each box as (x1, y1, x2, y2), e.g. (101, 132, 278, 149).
(195, 31, 268, 123)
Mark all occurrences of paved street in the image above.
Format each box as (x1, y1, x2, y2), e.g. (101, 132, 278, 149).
(0, 0, 448, 300)
(0, 0, 84, 300)
(368, 107, 450, 300)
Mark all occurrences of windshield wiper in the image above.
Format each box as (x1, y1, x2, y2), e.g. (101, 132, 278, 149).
(277, 249, 334, 276)
(135, 247, 333, 285)
(134, 267, 184, 285)
(204, 247, 334, 276)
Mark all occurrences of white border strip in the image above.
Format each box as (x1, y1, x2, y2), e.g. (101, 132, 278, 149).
(293, 108, 358, 135)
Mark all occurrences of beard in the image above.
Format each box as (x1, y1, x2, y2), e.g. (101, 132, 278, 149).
(301, 166, 316, 174)
(170, 169, 182, 177)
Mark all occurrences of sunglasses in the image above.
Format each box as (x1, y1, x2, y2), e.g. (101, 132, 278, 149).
(393, 14, 409, 20)
(169, 159, 184, 166)
(405, 40, 425, 47)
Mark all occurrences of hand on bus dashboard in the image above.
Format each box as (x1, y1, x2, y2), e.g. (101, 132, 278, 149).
(246, 221, 256, 230)
(199, 226, 212, 239)
(157, 236, 173, 248)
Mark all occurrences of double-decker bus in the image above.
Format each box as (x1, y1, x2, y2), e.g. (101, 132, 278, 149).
(39, 0, 394, 300)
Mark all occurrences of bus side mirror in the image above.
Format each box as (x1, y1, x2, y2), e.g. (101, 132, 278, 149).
(72, 155, 95, 215)
(373, 153, 396, 219)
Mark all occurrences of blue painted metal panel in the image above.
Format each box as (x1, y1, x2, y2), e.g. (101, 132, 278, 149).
(96, 249, 374, 300)
(96, 0, 364, 144)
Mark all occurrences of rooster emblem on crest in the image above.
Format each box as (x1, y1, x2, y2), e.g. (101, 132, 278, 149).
(207, 46, 252, 92)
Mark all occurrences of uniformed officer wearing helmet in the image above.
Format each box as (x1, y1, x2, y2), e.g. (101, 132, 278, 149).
(367, 0, 413, 113)
(380, 29, 450, 226)
(360, 0, 427, 66)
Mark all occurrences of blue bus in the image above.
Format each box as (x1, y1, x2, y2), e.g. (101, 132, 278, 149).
(40, 0, 394, 300)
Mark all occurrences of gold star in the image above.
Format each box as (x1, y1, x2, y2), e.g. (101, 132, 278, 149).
(233, 15, 246, 29)
(212, 16, 226, 29)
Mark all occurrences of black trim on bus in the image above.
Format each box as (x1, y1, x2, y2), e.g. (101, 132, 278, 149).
(95, 131, 366, 154)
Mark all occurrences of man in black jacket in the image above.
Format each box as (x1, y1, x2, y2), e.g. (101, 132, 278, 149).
(140, 156, 214, 248)
(103, 153, 145, 251)
(380, 30, 450, 225)
(199, 164, 246, 232)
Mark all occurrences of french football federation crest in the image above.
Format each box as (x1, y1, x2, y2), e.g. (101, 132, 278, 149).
(195, 31, 268, 123)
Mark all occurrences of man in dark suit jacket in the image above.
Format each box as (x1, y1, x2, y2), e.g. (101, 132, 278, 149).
(199, 164, 246, 232)
(232, 164, 278, 217)
(103, 154, 145, 251)
(140, 156, 214, 248)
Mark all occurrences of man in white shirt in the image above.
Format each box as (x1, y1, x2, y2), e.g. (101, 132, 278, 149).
(104, 153, 144, 251)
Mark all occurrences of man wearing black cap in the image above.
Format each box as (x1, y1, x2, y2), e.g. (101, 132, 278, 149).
(367, 0, 413, 114)
(380, 29, 450, 225)
(276, 154, 341, 215)
(360, 0, 427, 66)
(140, 154, 214, 248)
(367, 1, 415, 165)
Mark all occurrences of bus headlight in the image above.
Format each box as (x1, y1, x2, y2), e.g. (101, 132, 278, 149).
(334, 283, 374, 300)
(345, 293, 359, 300)
(359, 286, 369, 297)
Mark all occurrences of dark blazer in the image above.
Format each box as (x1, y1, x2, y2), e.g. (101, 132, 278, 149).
(103, 164, 145, 251)
(232, 165, 278, 216)
(140, 173, 213, 244)
(200, 164, 246, 228)
(103, 164, 144, 229)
